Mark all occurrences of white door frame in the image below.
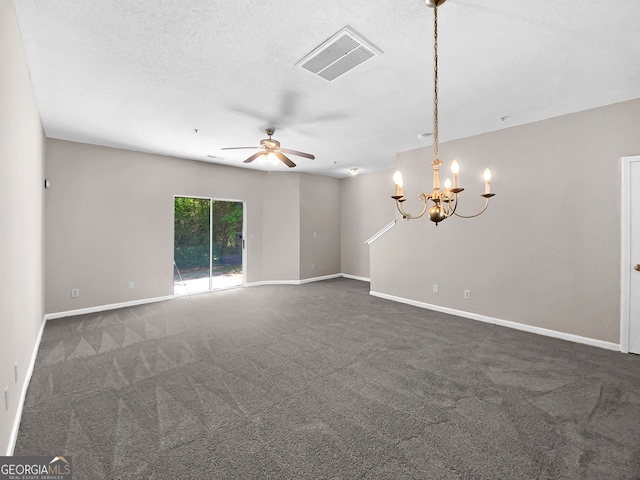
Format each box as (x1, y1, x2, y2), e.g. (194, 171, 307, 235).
(620, 155, 640, 353)
(173, 195, 246, 289)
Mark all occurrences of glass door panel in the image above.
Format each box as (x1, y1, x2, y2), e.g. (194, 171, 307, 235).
(174, 197, 211, 294)
(211, 200, 243, 289)
(174, 197, 243, 294)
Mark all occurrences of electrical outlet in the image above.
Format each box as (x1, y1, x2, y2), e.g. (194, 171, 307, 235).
(313, 232, 318, 238)
(71, 288, 80, 298)
(464, 290, 471, 299)
(433, 284, 439, 294)
(311, 264, 316, 271)
(128, 281, 135, 290)
(4, 387, 8, 411)
(14, 363, 18, 383)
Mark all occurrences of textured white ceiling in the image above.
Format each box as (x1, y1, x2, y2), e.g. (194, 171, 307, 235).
(11, 0, 640, 177)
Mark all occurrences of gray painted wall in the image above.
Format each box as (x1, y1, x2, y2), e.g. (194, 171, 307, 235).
(300, 174, 341, 279)
(0, 0, 46, 455)
(340, 169, 395, 279)
(262, 173, 300, 281)
(369, 99, 640, 344)
(45, 141, 344, 313)
(45, 141, 265, 312)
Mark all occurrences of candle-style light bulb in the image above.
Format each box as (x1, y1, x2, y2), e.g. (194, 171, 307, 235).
(393, 170, 404, 198)
(483, 168, 492, 194)
(393, 170, 403, 187)
(451, 160, 460, 188)
(444, 178, 452, 191)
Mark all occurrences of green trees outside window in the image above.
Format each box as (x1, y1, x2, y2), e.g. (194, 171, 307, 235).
(174, 197, 243, 279)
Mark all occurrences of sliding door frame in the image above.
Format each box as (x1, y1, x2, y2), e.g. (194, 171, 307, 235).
(173, 194, 246, 291)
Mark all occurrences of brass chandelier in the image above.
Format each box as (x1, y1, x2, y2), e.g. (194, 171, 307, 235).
(392, 0, 495, 226)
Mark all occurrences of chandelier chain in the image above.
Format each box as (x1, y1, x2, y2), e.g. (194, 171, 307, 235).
(433, 1, 439, 163)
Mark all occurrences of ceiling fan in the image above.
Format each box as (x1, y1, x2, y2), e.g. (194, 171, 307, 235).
(221, 129, 315, 168)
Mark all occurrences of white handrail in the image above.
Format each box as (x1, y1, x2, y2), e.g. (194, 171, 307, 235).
(365, 220, 397, 245)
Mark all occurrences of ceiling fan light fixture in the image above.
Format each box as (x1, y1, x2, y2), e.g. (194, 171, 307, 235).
(267, 152, 279, 166)
(221, 128, 315, 169)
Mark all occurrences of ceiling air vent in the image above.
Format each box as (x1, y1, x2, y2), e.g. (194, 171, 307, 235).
(296, 27, 382, 81)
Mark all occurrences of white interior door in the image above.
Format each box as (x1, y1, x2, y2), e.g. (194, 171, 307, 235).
(630, 160, 640, 353)
(624, 156, 640, 354)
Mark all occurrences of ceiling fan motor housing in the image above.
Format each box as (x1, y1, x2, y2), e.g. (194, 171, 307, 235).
(260, 138, 280, 149)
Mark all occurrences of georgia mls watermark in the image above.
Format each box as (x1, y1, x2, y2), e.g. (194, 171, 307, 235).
(0, 456, 72, 480)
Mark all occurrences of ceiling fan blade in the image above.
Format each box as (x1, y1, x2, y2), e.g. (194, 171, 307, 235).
(275, 152, 296, 168)
(221, 146, 259, 151)
(243, 151, 265, 164)
(280, 148, 315, 160)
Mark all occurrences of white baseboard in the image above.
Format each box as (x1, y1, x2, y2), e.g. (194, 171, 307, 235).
(299, 273, 342, 284)
(44, 295, 176, 320)
(370, 290, 620, 352)
(244, 280, 301, 287)
(245, 273, 371, 288)
(341, 273, 371, 282)
(245, 273, 343, 288)
(6, 315, 48, 456)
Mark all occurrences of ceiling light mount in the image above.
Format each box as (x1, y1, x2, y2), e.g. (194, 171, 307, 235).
(391, 0, 496, 226)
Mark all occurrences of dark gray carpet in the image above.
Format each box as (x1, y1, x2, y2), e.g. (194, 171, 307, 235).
(14, 278, 640, 479)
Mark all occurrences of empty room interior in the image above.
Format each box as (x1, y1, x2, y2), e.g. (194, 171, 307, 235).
(2, 0, 640, 478)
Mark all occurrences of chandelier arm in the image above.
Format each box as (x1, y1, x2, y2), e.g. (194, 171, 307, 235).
(452, 196, 491, 219)
(395, 194, 429, 219)
(441, 193, 458, 218)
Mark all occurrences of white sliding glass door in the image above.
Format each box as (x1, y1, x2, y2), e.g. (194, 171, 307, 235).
(173, 197, 243, 294)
